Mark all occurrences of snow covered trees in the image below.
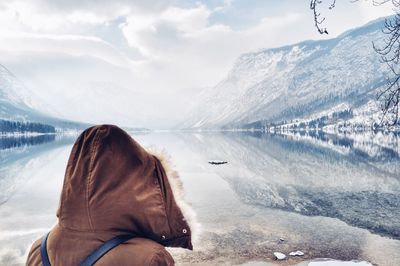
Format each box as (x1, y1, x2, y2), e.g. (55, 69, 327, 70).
(0, 120, 55, 134)
(310, 0, 400, 125)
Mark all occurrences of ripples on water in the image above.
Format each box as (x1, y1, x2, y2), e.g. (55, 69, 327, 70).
(0, 131, 399, 265)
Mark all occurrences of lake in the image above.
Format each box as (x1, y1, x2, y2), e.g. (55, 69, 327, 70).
(0, 131, 399, 265)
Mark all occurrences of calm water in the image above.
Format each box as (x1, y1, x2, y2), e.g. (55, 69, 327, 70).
(0, 131, 399, 265)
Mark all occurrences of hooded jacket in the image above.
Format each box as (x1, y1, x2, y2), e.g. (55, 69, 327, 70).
(26, 125, 194, 266)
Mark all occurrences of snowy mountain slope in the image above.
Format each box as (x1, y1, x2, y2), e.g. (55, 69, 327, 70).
(0, 64, 37, 120)
(180, 18, 388, 129)
(0, 64, 87, 130)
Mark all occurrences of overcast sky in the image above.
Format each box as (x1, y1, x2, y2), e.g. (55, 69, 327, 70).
(0, 0, 395, 128)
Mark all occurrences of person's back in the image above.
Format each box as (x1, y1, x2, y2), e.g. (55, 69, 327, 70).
(26, 125, 195, 265)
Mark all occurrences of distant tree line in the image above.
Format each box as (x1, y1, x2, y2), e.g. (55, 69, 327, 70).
(0, 119, 55, 134)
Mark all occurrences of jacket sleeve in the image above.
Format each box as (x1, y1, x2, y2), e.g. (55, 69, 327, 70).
(149, 248, 175, 266)
(26, 238, 42, 266)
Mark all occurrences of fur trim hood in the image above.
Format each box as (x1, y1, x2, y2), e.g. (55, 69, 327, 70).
(146, 148, 200, 245)
(56, 124, 195, 250)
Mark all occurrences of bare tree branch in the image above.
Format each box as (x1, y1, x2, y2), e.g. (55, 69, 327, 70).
(310, 0, 336, 34)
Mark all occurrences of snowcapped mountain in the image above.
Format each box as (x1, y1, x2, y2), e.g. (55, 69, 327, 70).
(0, 64, 37, 119)
(180, 18, 389, 129)
(0, 64, 87, 130)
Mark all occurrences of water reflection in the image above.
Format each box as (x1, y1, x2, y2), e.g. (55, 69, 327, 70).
(179, 131, 400, 240)
(277, 130, 400, 162)
(0, 134, 56, 150)
(0, 131, 399, 266)
(0, 135, 75, 205)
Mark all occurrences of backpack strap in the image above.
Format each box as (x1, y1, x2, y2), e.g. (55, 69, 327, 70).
(40, 232, 51, 266)
(40, 232, 135, 266)
(80, 234, 135, 266)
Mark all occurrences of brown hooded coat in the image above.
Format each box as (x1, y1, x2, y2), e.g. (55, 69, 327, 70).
(26, 125, 193, 266)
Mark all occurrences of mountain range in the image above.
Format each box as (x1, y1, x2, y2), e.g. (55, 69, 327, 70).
(0, 64, 87, 131)
(180, 17, 392, 130)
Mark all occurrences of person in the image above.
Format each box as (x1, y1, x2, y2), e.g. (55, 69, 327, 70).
(26, 125, 195, 265)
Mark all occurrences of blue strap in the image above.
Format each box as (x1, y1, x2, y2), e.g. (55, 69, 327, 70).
(40, 232, 135, 266)
(80, 234, 135, 266)
(40, 232, 51, 266)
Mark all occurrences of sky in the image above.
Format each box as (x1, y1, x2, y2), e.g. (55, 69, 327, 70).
(0, 0, 395, 128)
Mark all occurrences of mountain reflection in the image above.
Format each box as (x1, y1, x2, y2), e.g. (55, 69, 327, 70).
(0, 134, 74, 205)
(181, 131, 400, 240)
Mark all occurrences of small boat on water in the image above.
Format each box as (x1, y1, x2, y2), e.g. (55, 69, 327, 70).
(208, 160, 228, 165)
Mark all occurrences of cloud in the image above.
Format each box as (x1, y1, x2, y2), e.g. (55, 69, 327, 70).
(0, 33, 134, 67)
(213, 0, 233, 12)
(120, 5, 321, 91)
(356, 0, 395, 21)
(121, 4, 214, 58)
(0, 1, 395, 128)
(1, 0, 171, 31)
